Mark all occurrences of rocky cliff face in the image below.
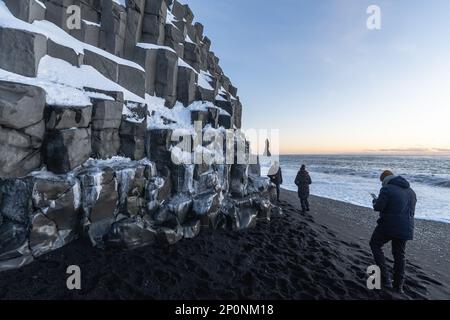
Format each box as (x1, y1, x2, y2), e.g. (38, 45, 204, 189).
(0, 0, 276, 271)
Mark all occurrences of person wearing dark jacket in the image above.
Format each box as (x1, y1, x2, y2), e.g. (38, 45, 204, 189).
(370, 170, 417, 294)
(294, 165, 312, 212)
(267, 161, 283, 201)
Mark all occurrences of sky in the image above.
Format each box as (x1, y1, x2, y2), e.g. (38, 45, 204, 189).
(186, 0, 450, 155)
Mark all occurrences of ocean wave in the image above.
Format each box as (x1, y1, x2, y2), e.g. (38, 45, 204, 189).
(277, 155, 450, 189)
(270, 155, 450, 224)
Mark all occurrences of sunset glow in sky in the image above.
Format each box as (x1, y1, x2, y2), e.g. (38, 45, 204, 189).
(187, 0, 450, 155)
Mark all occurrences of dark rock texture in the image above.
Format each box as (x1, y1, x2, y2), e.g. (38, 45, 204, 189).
(120, 103, 147, 160)
(0, 82, 46, 178)
(0, 0, 260, 274)
(0, 82, 46, 130)
(44, 128, 92, 174)
(0, 28, 47, 77)
(4, 0, 46, 23)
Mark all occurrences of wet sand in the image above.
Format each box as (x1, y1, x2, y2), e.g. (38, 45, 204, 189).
(0, 190, 449, 300)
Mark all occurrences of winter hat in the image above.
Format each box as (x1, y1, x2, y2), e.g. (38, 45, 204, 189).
(380, 170, 394, 182)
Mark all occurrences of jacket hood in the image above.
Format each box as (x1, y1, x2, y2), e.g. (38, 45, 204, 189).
(268, 163, 280, 176)
(384, 175, 410, 189)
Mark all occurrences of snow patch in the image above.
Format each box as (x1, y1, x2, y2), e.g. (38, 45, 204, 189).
(137, 42, 176, 54)
(178, 58, 196, 71)
(0, 3, 143, 72)
(72, 180, 81, 210)
(0, 56, 144, 106)
(146, 94, 192, 131)
(166, 9, 176, 26)
(83, 19, 101, 27)
(112, 0, 126, 8)
(123, 102, 146, 123)
(198, 71, 214, 90)
(35, 0, 46, 9)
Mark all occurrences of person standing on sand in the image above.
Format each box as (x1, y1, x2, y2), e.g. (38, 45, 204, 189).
(294, 165, 312, 212)
(370, 170, 417, 294)
(267, 161, 283, 202)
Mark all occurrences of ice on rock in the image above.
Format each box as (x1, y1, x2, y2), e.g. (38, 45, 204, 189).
(29, 211, 59, 257)
(193, 191, 220, 216)
(0, 222, 33, 271)
(172, 164, 195, 194)
(115, 167, 136, 209)
(72, 179, 81, 211)
(146, 176, 171, 213)
(167, 193, 193, 224)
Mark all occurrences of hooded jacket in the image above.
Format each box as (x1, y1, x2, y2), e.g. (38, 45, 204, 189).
(268, 167, 283, 185)
(295, 169, 312, 199)
(373, 176, 417, 240)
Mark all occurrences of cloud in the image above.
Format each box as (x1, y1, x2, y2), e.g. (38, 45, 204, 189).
(376, 148, 431, 153)
(431, 148, 450, 153)
(365, 147, 450, 154)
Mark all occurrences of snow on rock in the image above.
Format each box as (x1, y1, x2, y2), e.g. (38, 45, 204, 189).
(82, 20, 101, 27)
(35, 0, 45, 9)
(146, 94, 192, 131)
(123, 102, 146, 123)
(137, 42, 176, 54)
(1, 2, 143, 71)
(198, 71, 214, 90)
(166, 9, 176, 26)
(178, 58, 196, 71)
(185, 34, 195, 44)
(215, 94, 227, 102)
(0, 56, 144, 106)
(112, 0, 126, 7)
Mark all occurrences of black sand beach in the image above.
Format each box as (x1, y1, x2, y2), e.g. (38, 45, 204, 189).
(0, 190, 449, 300)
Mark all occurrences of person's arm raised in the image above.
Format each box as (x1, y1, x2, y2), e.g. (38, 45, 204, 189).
(373, 187, 389, 212)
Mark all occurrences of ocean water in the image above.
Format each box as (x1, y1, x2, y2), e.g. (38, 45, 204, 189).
(262, 155, 450, 224)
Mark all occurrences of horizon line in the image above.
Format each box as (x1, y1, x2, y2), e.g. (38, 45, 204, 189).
(267, 152, 450, 157)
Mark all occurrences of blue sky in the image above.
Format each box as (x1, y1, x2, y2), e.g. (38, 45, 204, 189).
(187, 0, 450, 154)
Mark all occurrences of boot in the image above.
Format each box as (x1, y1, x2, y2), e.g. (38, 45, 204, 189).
(393, 279, 405, 294)
(394, 285, 405, 294)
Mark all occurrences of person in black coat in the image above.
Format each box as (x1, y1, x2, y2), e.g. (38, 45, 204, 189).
(370, 170, 417, 294)
(267, 161, 283, 202)
(294, 165, 312, 212)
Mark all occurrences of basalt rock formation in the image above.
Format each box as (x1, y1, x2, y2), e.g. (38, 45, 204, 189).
(0, 0, 277, 271)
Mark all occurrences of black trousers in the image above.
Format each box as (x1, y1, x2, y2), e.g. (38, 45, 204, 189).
(369, 229, 407, 286)
(275, 184, 280, 201)
(300, 197, 309, 211)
